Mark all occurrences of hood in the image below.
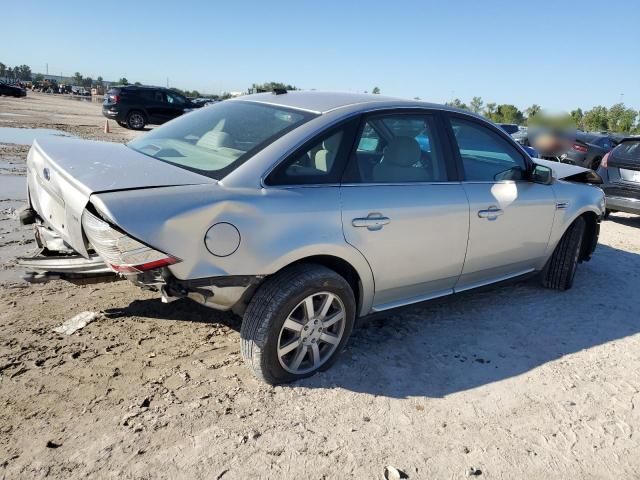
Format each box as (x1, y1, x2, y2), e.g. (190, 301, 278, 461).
(534, 158, 603, 184)
(32, 136, 216, 195)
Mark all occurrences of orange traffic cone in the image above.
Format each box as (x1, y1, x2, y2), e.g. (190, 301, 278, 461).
(104, 119, 110, 134)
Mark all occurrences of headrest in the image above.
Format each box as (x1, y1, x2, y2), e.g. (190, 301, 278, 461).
(322, 132, 342, 152)
(383, 136, 421, 167)
(197, 131, 233, 149)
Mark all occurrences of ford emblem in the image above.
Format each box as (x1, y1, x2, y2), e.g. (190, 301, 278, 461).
(43, 167, 50, 181)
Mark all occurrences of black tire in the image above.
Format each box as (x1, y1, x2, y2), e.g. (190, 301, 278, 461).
(241, 263, 356, 384)
(541, 216, 586, 290)
(116, 120, 128, 128)
(604, 209, 611, 220)
(591, 157, 602, 170)
(126, 110, 146, 130)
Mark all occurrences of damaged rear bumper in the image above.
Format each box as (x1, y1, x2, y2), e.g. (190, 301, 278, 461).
(17, 250, 116, 284)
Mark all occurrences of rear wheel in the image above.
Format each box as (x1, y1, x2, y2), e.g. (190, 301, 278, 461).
(126, 111, 146, 130)
(541, 217, 586, 290)
(241, 264, 355, 384)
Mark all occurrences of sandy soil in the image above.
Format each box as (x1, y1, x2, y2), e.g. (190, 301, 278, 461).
(1, 93, 639, 479)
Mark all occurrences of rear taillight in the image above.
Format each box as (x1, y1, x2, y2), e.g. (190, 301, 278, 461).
(82, 210, 179, 274)
(601, 151, 610, 169)
(572, 143, 588, 153)
(109, 94, 120, 104)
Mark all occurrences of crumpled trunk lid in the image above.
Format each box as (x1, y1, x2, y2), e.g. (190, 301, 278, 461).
(26, 136, 215, 256)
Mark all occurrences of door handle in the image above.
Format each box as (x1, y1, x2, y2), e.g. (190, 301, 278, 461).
(352, 213, 390, 231)
(477, 206, 504, 221)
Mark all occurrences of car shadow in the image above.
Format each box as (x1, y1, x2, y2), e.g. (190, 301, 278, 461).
(103, 297, 240, 330)
(297, 243, 640, 398)
(607, 214, 640, 228)
(103, 243, 639, 399)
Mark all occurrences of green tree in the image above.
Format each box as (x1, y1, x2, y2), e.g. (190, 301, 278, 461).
(496, 104, 524, 124)
(0, 62, 6, 78)
(607, 103, 637, 132)
(582, 106, 608, 131)
(14, 64, 32, 80)
(251, 81, 297, 93)
(484, 102, 497, 120)
(445, 98, 469, 110)
(96, 76, 104, 86)
(372, 86, 381, 94)
(570, 108, 584, 128)
(72, 72, 83, 85)
(118, 77, 129, 85)
(470, 96, 483, 114)
(526, 104, 541, 118)
(34, 73, 44, 82)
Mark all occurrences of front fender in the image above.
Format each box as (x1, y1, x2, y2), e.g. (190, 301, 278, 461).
(539, 181, 604, 268)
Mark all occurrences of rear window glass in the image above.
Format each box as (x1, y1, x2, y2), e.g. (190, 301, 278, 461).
(500, 124, 519, 135)
(127, 101, 315, 179)
(613, 141, 640, 163)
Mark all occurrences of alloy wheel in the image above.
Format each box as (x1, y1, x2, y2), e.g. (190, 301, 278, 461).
(277, 292, 346, 375)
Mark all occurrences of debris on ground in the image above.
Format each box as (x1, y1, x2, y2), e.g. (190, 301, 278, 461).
(384, 465, 408, 479)
(52, 311, 101, 335)
(466, 467, 482, 476)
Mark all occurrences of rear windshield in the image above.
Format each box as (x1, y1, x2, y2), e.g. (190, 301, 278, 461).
(613, 140, 640, 163)
(127, 101, 315, 179)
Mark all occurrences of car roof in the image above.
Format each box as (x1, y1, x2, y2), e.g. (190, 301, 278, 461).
(231, 90, 468, 116)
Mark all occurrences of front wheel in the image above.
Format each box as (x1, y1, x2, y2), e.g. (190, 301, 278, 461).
(541, 217, 586, 290)
(241, 264, 355, 384)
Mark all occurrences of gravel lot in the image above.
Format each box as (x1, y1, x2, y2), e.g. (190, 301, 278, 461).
(1, 93, 639, 479)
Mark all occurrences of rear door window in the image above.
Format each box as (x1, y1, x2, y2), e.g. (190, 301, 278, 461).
(344, 113, 448, 183)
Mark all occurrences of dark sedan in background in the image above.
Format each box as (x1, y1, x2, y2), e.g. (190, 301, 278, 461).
(597, 137, 640, 217)
(0, 82, 27, 97)
(560, 132, 617, 170)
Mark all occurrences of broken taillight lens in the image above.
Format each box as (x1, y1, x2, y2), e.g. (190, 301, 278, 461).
(82, 210, 179, 274)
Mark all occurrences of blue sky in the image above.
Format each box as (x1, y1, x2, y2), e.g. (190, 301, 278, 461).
(4, 0, 639, 111)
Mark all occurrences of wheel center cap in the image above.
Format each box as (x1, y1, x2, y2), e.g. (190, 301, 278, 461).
(302, 320, 322, 344)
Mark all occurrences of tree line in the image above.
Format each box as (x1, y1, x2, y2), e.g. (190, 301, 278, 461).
(3, 60, 638, 133)
(444, 96, 640, 134)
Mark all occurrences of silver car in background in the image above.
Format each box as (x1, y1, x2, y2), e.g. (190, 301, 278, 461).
(19, 91, 605, 384)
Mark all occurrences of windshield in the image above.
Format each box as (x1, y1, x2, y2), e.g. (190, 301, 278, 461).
(127, 100, 315, 179)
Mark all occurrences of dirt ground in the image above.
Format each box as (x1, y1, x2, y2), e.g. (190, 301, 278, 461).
(1, 93, 639, 479)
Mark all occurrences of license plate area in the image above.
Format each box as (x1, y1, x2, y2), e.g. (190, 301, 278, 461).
(619, 168, 640, 183)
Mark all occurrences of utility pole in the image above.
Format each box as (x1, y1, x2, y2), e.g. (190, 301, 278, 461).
(46, 63, 48, 75)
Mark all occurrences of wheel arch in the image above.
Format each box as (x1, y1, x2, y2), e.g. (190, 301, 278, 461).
(578, 210, 599, 261)
(286, 255, 363, 314)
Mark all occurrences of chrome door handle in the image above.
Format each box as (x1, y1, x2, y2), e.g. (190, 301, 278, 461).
(477, 206, 504, 221)
(352, 213, 390, 231)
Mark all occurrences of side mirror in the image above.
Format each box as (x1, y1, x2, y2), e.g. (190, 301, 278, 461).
(531, 164, 553, 185)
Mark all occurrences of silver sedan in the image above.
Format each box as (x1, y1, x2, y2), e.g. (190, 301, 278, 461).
(20, 91, 605, 383)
